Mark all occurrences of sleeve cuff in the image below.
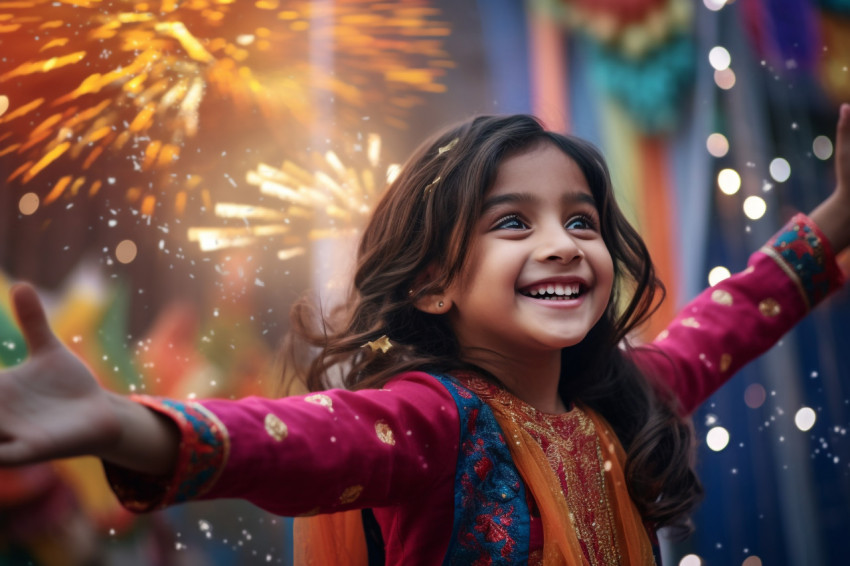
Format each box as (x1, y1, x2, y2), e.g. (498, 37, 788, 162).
(759, 212, 846, 309)
(104, 396, 230, 512)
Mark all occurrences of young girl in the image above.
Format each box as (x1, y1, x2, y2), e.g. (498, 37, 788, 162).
(1, 106, 848, 565)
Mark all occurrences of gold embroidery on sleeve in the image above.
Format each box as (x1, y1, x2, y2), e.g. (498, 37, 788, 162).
(681, 317, 700, 328)
(711, 289, 733, 306)
(655, 329, 669, 341)
(339, 485, 364, 505)
(758, 298, 781, 317)
(720, 353, 732, 372)
(304, 393, 334, 412)
(375, 420, 396, 445)
(264, 413, 288, 442)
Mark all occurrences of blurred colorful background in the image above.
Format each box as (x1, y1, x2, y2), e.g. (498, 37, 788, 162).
(1, 0, 849, 564)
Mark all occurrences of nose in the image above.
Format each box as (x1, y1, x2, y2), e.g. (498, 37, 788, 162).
(534, 221, 583, 264)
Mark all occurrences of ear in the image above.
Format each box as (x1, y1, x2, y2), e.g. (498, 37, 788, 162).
(414, 294, 452, 315)
(410, 264, 454, 315)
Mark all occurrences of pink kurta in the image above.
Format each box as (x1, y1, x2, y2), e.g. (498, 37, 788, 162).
(105, 213, 844, 565)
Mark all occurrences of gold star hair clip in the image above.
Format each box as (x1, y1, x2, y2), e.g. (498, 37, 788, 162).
(423, 138, 458, 197)
(423, 176, 441, 196)
(438, 137, 458, 155)
(362, 335, 393, 353)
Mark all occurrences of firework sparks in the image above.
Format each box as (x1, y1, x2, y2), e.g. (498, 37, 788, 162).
(0, 0, 451, 216)
(188, 133, 400, 259)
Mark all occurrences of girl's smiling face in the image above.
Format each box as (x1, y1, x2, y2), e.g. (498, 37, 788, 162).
(443, 142, 615, 362)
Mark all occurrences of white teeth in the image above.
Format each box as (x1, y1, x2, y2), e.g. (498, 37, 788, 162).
(523, 282, 583, 298)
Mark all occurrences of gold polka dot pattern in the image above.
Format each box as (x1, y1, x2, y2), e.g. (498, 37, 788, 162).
(339, 485, 364, 505)
(758, 298, 781, 317)
(304, 393, 334, 412)
(375, 420, 396, 445)
(720, 353, 732, 372)
(711, 289, 733, 306)
(264, 413, 288, 442)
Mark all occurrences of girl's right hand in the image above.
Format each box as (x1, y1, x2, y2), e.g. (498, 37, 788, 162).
(0, 283, 123, 466)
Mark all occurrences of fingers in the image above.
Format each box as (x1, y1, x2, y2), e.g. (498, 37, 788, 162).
(10, 283, 58, 354)
(0, 439, 37, 466)
(837, 103, 850, 169)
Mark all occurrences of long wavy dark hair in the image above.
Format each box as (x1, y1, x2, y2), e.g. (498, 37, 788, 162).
(283, 114, 703, 534)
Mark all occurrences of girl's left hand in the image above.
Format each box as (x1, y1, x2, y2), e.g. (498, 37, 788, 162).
(810, 103, 850, 253)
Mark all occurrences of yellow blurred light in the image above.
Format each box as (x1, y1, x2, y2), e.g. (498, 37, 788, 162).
(679, 554, 703, 566)
(706, 426, 730, 452)
(708, 266, 731, 286)
(743, 196, 767, 220)
(717, 168, 741, 195)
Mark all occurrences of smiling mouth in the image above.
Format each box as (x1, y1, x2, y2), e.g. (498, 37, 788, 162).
(519, 282, 584, 300)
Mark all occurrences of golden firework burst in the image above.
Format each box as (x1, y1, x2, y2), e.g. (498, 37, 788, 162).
(188, 132, 399, 260)
(0, 0, 451, 216)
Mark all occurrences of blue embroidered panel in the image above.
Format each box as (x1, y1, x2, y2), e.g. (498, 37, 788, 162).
(433, 375, 530, 565)
(764, 214, 834, 307)
(158, 399, 228, 504)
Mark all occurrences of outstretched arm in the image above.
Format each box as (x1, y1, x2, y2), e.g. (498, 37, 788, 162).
(0, 283, 179, 475)
(810, 103, 850, 253)
(631, 104, 849, 414)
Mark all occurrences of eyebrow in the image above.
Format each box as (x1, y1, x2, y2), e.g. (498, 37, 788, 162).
(481, 191, 597, 214)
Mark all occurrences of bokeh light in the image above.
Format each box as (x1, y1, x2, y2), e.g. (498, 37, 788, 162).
(115, 239, 138, 264)
(743, 195, 767, 220)
(18, 192, 39, 215)
(744, 383, 767, 409)
(714, 68, 736, 90)
(718, 168, 741, 195)
(709, 46, 731, 70)
(813, 136, 834, 160)
(794, 407, 816, 432)
(769, 157, 791, 182)
(706, 133, 729, 157)
(742, 556, 763, 566)
(706, 426, 731, 452)
(708, 266, 731, 286)
(679, 554, 703, 566)
(703, 0, 727, 11)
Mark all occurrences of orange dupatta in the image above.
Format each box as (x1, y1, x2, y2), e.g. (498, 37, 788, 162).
(292, 401, 655, 565)
(486, 400, 656, 565)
